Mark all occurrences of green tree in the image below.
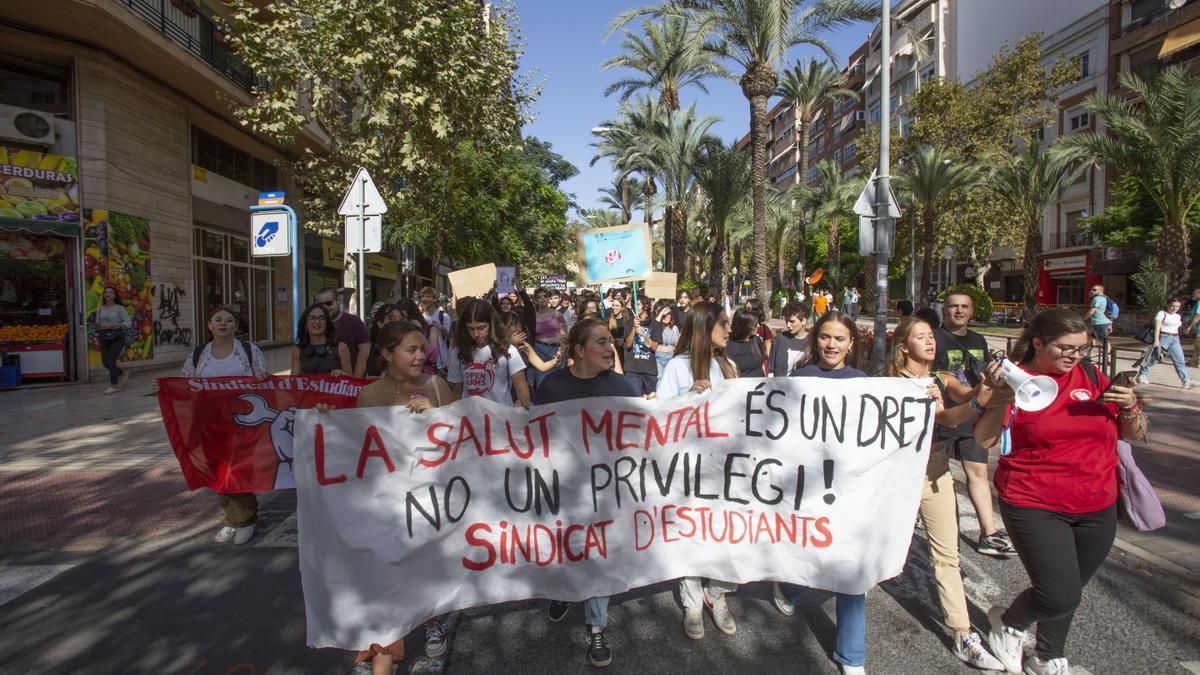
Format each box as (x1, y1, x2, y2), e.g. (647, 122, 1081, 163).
(603, 17, 730, 110)
(597, 174, 644, 224)
(776, 57, 858, 269)
(1057, 66, 1200, 298)
(692, 138, 751, 302)
(612, 0, 877, 311)
(225, 0, 532, 271)
(592, 97, 670, 259)
(644, 105, 721, 275)
(893, 147, 980, 302)
(810, 159, 862, 287)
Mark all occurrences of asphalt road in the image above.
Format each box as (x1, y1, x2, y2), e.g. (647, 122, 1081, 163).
(1, 485, 1198, 675)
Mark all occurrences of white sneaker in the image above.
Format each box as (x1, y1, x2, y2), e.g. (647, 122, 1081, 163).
(955, 630, 1005, 670)
(103, 386, 119, 395)
(425, 619, 447, 657)
(683, 607, 704, 639)
(232, 523, 256, 545)
(213, 525, 237, 543)
(118, 370, 130, 387)
(987, 606, 1026, 673)
(1184, 380, 1198, 390)
(707, 593, 737, 635)
(1024, 656, 1071, 675)
(772, 582, 795, 616)
(840, 665, 866, 675)
(1136, 374, 1149, 385)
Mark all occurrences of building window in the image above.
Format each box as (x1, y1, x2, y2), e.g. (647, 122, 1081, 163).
(1075, 50, 1090, 79)
(191, 127, 279, 191)
(870, 104, 881, 124)
(844, 142, 858, 163)
(0, 63, 71, 118)
(807, 164, 819, 183)
(773, 165, 798, 184)
(1067, 109, 1091, 132)
(816, 136, 826, 153)
(1130, 0, 1164, 23)
(833, 148, 842, 165)
(193, 226, 275, 342)
(921, 65, 935, 82)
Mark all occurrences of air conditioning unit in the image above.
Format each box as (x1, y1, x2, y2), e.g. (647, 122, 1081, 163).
(0, 104, 56, 146)
(855, 110, 865, 121)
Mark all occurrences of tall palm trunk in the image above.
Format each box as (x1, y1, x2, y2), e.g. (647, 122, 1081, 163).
(742, 62, 777, 314)
(918, 207, 935, 305)
(711, 224, 727, 304)
(828, 217, 841, 288)
(619, 175, 631, 223)
(1022, 220, 1041, 318)
(670, 206, 687, 276)
(1159, 215, 1191, 299)
(797, 113, 810, 270)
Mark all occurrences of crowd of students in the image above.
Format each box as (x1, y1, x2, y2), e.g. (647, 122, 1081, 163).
(169, 282, 1149, 675)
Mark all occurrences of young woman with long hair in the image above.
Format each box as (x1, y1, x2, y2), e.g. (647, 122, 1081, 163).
(537, 317, 638, 667)
(887, 317, 1006, 670)
(291, 302, 351, 376)
(1136, 298, 1195, 389)
(354, 320, 452, 672)
(725, 308, 767, 377)
(527, 286, 568, 391)
(446, 299, 531, 407)
(976, 309, 1143, 675)
(360, 303, 407, 378)
(655, 301, 739, 640)
(651, 298, 680, 379)
(622, 297, 660, 395)
(94, 285, 132, 393)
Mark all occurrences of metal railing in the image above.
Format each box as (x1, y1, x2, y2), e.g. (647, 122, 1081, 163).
(1044, 230, 1097, 250)
(117, 0, 255, 91)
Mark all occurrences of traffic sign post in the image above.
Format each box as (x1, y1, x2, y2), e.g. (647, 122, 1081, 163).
(338, 168, 387, 318)
(249, 193, 301, 338)
(874, 0, 892, 375)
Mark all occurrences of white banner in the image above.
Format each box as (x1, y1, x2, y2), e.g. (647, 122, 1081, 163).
(294, 377, 935, 649)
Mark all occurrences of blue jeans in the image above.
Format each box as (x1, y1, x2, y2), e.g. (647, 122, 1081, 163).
(786, 587, 867, 667)
(584, 596, 608, 628)
(1138, 333, 1190, 385)
(654, 351, 673, 382)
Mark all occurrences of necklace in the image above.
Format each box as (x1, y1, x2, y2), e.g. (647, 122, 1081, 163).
(902, 366, 930, 379)
(383, 371, 409, 396)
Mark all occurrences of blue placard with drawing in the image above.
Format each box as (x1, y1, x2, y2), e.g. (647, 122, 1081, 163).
(577, 223, 652, 284)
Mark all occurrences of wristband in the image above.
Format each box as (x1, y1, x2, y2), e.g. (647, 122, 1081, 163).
(967, 398, 984, 414)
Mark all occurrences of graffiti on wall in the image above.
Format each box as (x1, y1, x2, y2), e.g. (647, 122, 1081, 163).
(152, 284, 193, 347)
(83, 209, 153, 363)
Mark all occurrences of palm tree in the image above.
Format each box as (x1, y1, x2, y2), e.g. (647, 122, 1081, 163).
(604, 17, 730, 110)
(989, 139, 1086, 317)
(582, 208, 626, 228)
(591, 97, 669, 254)
(1056, 66, 1200, 298)
(598, 174, 644, 224)
(686, 219, 716, 279)
(893, 146, 981, 303)
(692, 138, 751, 304)
(777, 57, 858, 269)
(810, 159, 862, 286)
(644, 105, 721, 275)
(612, 0, 877, 311)
(765, 188, 798, 286)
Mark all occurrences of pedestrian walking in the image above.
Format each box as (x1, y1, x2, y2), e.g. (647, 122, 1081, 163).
(93, 285, 132, 394)
(725, 308, 767, 377)
(976, 309, 1146, 675)
(813, 289, 830, 316)
(315, 287, 371, 378)
(888, 317, 1006, 670)
(841, 286, 852, 314)
(1083, 284, 1114, 368)
(290, 302, 351, 376)
(1135, 298, 1196, 389)
(354, 320, 453, 671)
(621, 298, 659, 396)
(446, 299, 531, 407)
(849, 287, 860, 318)
(656, 302, 740, 640)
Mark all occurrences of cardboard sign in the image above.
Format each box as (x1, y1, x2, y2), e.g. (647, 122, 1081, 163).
(643, 272, 678, 302)
(539, 274, 567, 291)
(448, 263, 497, 299)
(294, 377, 935, 649)
(577, 224, 652, 285)
(496, 266, 517, 295)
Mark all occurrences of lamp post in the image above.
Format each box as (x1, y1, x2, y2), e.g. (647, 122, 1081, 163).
(872, 0, 892, 374)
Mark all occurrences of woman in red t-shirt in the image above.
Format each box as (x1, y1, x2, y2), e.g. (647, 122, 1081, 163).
(974, 309, 1145, 675)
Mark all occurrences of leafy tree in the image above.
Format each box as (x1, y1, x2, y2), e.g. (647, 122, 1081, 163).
(597, 174, 644, 224)
(612, 0, 877, 312)
(810, 159, 863, 287)
(225, 0, 533, 273)
(691, 138, 751, 303)
(592, 97, 670, 259)
(777, 57, 858, 269)
(1057, 66, 1200, 298)
(644, 105, 721, 274)
(603, 17, 730, 110)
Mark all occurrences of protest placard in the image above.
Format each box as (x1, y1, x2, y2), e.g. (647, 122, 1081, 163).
(539, 274, 567, 291)
(496, 266, 517, 294)
(447, 263, 497, 299)
(643, 271, 678, 302)
(294, 376, 935, 649)
(576, 224, 652, 284)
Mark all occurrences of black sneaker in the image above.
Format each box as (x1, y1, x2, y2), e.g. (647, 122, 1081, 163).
(977, 531, 1016, 557)
(547, 600, 570, 622)
(587, 628, 612, 667)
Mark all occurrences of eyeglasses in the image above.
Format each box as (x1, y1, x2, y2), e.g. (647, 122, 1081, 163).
(307, 315, 327, 323)
(1051, 343, 1092, 358)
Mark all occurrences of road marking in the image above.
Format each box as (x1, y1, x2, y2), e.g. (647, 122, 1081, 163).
(0, 564, 76, 606)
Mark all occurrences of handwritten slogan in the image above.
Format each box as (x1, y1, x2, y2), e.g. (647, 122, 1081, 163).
(294, 377, 935, 649)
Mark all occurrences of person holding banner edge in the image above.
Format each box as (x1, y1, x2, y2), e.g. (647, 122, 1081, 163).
(655, 302, 741, 640)
(535, 317, 639, 668)
(975, 309, 1144, 675)
(353, 320, 454, 670)
(888, 317, 1007, 671)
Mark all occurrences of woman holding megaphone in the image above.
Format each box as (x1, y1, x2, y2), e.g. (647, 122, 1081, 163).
(975, 309, 1144, 675)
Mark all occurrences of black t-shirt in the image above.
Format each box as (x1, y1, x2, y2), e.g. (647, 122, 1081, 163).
(933, 327, 989, 387)
(725, 337, 765, 377)
(622, 318, 658, 375)
(790, 364, 867, 379)
(533, 368, 639, 404)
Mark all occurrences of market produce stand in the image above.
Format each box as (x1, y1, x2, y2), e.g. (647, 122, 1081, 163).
(0, 324, 68, 382)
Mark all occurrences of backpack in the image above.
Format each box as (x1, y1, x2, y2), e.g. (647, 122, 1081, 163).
(1103, 296, 1119, 320)
(1135, 322, 1155, 344)
(192, 340, 253, 368)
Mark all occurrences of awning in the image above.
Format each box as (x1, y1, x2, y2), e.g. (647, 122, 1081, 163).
(1159, 18, 1200, 59)
(0, 216, 80, 237)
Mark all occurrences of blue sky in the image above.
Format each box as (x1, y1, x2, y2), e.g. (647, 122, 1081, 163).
(514, 1, 876, 218)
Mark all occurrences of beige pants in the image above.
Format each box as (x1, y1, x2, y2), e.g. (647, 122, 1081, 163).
(220, 493, 258, 527)
(679, 577, 739, 609)
(918, 448, 970, 632)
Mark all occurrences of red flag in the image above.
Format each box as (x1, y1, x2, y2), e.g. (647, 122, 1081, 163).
(158, 375, 366, 493)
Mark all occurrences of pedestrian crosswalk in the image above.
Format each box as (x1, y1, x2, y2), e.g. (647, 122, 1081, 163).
(0, 564, 76, 607)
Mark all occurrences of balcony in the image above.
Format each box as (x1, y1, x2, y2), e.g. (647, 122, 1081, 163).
(117, 0, 255, 91)
(1044, 229, 1097, 250)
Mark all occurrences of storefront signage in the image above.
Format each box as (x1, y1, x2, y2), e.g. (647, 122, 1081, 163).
(1043, 253, 1087, 272)
(0, 147, 79, 225)
(365, 253, 397, 279)
(321, 238, 344, 269)
(193, 165, 208, 183)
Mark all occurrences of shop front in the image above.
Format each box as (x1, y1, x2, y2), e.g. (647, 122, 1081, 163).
(363, 252, 399, 308)
(0, 146, 82, 383)
(1038, 252, 1099, 307)
(306, 237, 344, 303)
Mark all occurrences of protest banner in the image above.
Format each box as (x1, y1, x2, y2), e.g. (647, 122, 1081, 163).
(447, 263, 497, 299)
(576, 223, 652, 284)
(538, 274, 567, 291)
(159, 375, 366, 493)
(643, 271, 677, 302)
(294, 376, 935, 649)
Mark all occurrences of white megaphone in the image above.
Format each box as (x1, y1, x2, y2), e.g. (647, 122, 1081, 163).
(999, 359, 1058, 412)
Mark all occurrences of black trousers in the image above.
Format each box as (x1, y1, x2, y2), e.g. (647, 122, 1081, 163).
(99, 334, 125, 385)
(999, 501, 1117, 660)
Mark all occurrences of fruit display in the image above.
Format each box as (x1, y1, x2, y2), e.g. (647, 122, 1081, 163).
(0, 323, 68, 342)
(0, 148, 79, 224)
(83, 210, 154, 363)
(0, 232, 65, 261)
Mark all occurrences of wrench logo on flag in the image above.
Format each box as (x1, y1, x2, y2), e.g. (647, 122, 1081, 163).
(233, 394, 297, 490)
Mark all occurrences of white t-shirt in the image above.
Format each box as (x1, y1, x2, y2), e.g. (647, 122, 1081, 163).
(446, 344, 527, 405)
(656, 355, 729, 398)
(1155, 310, 1182, 335)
